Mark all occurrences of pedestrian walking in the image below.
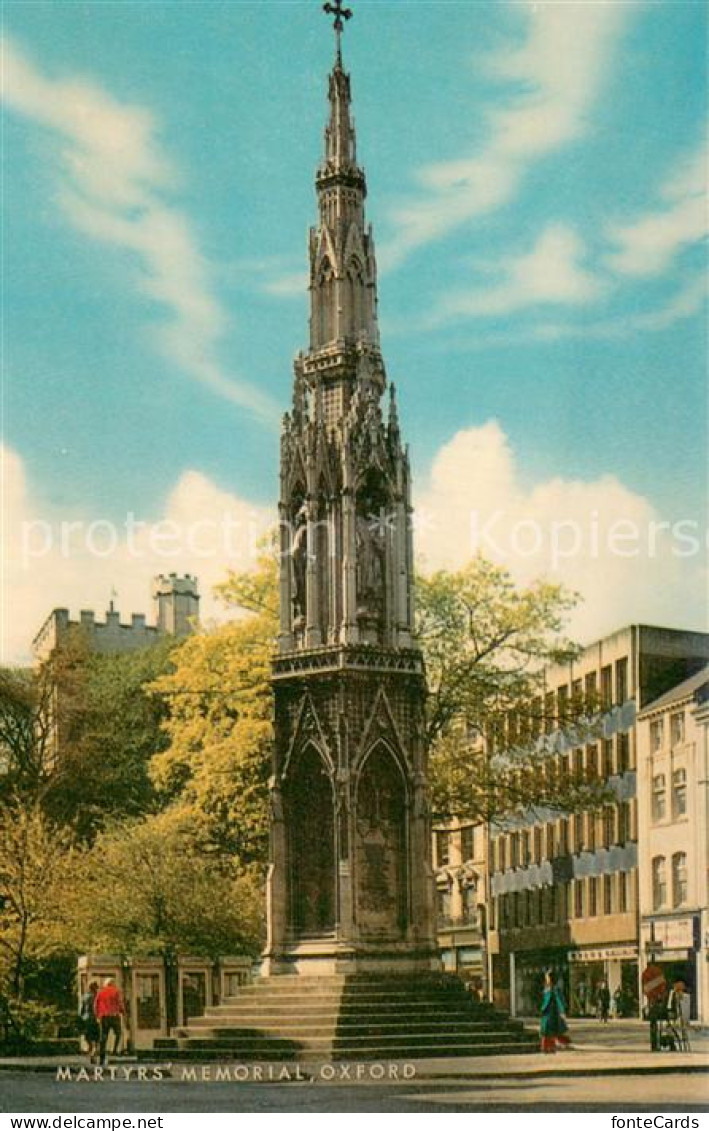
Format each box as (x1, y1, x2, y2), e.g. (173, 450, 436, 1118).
(78, 981, 100, 1064)
(94, 977, 126, 1065)
(597, 979, 611, 1023)
(539, 970, 571, 1053)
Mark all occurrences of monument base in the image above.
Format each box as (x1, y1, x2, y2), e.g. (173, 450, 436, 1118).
(155, 971, 538, 1061)
(261, 938, 441, 978)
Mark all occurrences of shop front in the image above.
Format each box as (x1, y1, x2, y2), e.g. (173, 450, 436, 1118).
(567, 945, 639, 1017)
(641, 915, 701, 1020)
(509, 949, 570, 1018)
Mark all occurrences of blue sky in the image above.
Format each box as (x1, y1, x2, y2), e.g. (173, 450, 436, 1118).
(2, 1, 707, 659)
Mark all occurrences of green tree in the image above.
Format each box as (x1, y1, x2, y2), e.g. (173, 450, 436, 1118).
(65, 810, 264, 959)
(149, 564, 276, 863)
(0, 799, 74, 999)
(43, 638, 177, 838)
(418, 558, 608, 823)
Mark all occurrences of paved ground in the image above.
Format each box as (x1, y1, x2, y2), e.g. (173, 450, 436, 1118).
(1, 1022, 707, 1114)
(1, 1071, 708, 1113)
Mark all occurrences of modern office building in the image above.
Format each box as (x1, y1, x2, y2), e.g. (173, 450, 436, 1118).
(637, 665, 709, 1021)
(462, 624, 709, 1017)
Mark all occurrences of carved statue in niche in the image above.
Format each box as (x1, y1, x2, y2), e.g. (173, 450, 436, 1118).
(356, 512, 385, 615)
(290, 495, 308, 626)
(355, 746, 406, 935)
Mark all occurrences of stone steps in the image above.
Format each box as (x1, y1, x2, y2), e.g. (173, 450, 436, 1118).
(153, 974, 537, 1062)
(152, 1040, 536, 1062)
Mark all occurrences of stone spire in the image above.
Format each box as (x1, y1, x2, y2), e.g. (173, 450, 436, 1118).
(266, 5, 436, 982)
(309, 45, 379, 352)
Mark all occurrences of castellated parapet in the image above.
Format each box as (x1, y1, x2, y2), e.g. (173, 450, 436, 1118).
(32, 573, 199, 663)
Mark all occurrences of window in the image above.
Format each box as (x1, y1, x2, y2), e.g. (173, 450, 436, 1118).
(672, 852, 688, 907)
(500, 894, 509, 929)
(499, 838, 507, 872)
(586, 812, 596, 852)
(586, 744, 598, 779)
(603, 874, 613, 915)
(588, 877, 598, 917)
(559, 818, 569, 856)
(510, 832, 520, 869)
(546, 822, 555, 858)
(573, 749, 584, 777)
(603, 807, 615, 849)
(463, 885, 477, 922)
(574, 813, 584, 853)
(560, 882, 571, 920)
(601, 665, 613, 709)
(437, 886, 451, 920)
(617, 802, 631, 844)
(618, 870, 629, 913)
(557, 685, 569, 722)
(548, 884, 557, 924)
(572, 678, 583, 706)
(672, 768, 687, 818)
(585, 671, 598, 710)
(652, 774, 667, 822)
(544, 690, 555, 733)
(534, 826, 543, 864)
(436, 831, 450, 867)
(574, 880, 584, 918)
(490, 897, 497, 931)
(616, 658, 629, 705)
(670, 712, 685, 747)
(461, 825, 474, 861)
(652, 856, 667, 909)
(617, 733, 630, 774)
(522, 830, 531, 866)
(603, 739, 615, 778)
(650, 719, 664, 753)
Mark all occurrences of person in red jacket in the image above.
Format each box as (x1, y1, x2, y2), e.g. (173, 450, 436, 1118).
(94, 977, 126, 1065)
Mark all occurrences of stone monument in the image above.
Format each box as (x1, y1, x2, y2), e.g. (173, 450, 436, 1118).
(263, 0, 438, 978)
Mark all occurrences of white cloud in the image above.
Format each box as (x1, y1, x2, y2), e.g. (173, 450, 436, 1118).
(2, 445, 271, 665)
(382, 4, 630, 267)
(534, 272, 708, 342)
(435, 224, 604, 322)
(5, 423, 705, 663)
(262, 271, 309, 297)
(415, 423, 707, 645)
(605, 138, 708, 277)
(2, 36, 278, 424)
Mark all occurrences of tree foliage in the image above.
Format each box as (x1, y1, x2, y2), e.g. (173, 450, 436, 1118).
(418, 558, 609, 823)
(149, 567, 276, 863)
(0, 800, 75, 999)
(64, 811, 264, 959)
(43, 637, 176, 838)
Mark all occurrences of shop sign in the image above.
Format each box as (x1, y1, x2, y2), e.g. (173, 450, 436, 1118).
(642, 917, 695, 951)
(567, 946, 636, 962)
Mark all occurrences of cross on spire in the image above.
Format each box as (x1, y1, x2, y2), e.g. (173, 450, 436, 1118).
(323, 1, 353, 62)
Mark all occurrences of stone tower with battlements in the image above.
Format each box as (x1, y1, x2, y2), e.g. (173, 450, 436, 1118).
(264, 32, 438, 977)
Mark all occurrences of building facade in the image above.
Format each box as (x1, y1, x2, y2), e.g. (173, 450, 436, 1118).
(449, 625, 709, 1017)
(264, 37, 437, 977)
(32, 573, 199, 662)
(434, 820, 487, 994)
(637, 666, 709, 1022)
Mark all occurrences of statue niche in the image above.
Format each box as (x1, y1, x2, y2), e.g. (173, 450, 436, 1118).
(354, 744, 407, 939)
(289, 488, 308, 632)
(285, 744, 336, 936)
(355, 468, 389, 628)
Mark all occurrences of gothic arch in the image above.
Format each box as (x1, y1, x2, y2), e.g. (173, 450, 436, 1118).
(284, 742, 336, 937)
(316, 255, 335, 344)
(354, 741, 409, 939)
(346, 256, 365, 339)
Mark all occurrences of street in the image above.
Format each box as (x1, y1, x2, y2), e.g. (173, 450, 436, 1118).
(1, 1071, 708, 1113)
(1, 1024, 707, 1114)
